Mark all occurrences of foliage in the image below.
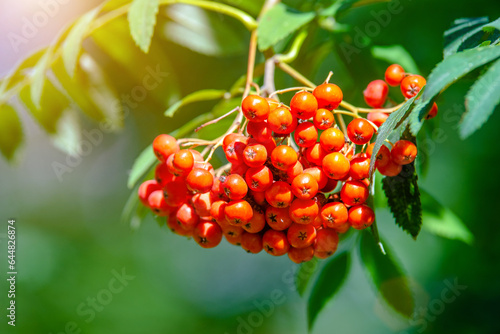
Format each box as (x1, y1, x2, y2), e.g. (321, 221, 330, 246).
(0, 0, 496, 330)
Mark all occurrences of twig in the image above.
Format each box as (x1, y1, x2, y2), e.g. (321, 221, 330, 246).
(194, 107, 239, 132)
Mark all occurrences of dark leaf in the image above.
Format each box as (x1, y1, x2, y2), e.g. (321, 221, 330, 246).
(295, 257, 319, 297)
(307, 252, 350, 330)
(382, 162, 422, 238)
(0, 104, 23, 161)
(359, 232, 414, 318)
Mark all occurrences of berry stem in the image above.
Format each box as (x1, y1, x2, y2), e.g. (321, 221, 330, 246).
(194, 106, 239, 132)
(324, 71, 334, 84)
(276, 62, 316, 88)
(268, 86, 313, 98)
(261, 57, 276, 97)
(336, 114, 348, 137)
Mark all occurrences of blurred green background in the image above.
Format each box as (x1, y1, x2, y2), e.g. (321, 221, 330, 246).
(1, 0, 500, 333)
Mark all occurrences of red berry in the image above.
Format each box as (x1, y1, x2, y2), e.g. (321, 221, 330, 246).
(313, 83, 343, 110)
(176, 203, 200, 232)
(263, 230, 290, 256)
(349, 155, 370, 180)
(347, 118, 374, 145)
(364, 80, 389, 108)
(400, 75, 426, 99)
(265, 206, 293, 231)
(138, 180, 161, 206)
(391, 140, 417, 165)
(265, 181, 294, 208)
(367, 112, 389, 127)
(322, 152, 350, 180)
(426, 102, 438, 120)
(340, 180, 369, 206)
(267, 107, 297, 135)
(348, 205, 375, 230)
(377, 159, 402, 176)
(320, 202, 348, 228)
(222, 174, 248, 200)
(290, 91, 318, 120)
(167, 212, 192, 237)
(155, 162, 175, 186)
(247, 121, 272, 142)
(287, 223, 316, 248)
(303, 167, 328, 190)
(313, 108, 335, 130)
(224, 200, 253, 226)
(271, 145, 298, 171)
(240, 232, 263, 253)
(305, 143, 327, 166)
(243, 143, 268, 167)
(245, 165, 273, 192)
(243, 210, 266, 233)
(152, 134, 179, 162)
(385, 64, 405, 86)
(320, 127, 345, 153)
(210, 200, 228, 226)
(288, 245, 314, 263)
(194, 220, 223, 248)
(186, 168, 214, 193)
(148, 190, 173, 216)
(294, 122, 318, 147)
(222, 225, 244, 245)
(374, 144, 391, 168)
(314, 228, 339, 258)
(191, 192, 212, 217)
(291, 173, 319, 200)
(241, 95, 270, 122)
(163, 179, 189, 207)
(289, 198, 319, 224)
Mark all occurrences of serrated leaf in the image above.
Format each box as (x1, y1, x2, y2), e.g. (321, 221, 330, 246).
(162, 4, 247, 57)
(444, 17, 500, 58)
(368, 92, 421, 176)
(295, 257, 319, 297)
(423, 45, 500, 103)
(320, 0, 389, 17)
(407, 98, 432, 136)
(257, 3, 315, 51)
(128, 0, 160, 53)
(444, 17, 490, 57)
(359, 232, 413, 318)
(307, 252, 349, 330)
(459, 58, 500, 138)
(371, 45, 420, 74)
(382, 163, 422, 238)
(30, 48, 53, 109)
(62, 7, 101, 76)
(165, 89, 227, 117)
(420, 189, 473, 245)
(0, 104, 23, 161)
(127, 144, 156, 189)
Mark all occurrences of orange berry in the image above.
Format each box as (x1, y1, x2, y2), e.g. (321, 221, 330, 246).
(385, 64, 405, 86)
(320, 127, 345, 152)
(348, 205, 375, 230)
(290, 91, 318, 120)
(265, 206, 293, 231)
(313, 83, 343, 110)
(271, 145, 298, 171)
(263, 230, 290, 256)
(265, 181, 294, 208)
(241, 94, 270, 122)
(347, 118, 374, 145)
(391, 140, 417, 165)
(322, 152, 350, 180)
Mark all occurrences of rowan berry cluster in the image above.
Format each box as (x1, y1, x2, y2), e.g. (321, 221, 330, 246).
(138, 64, 423, 263)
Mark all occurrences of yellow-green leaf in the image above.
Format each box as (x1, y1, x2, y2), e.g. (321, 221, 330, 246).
(0, 104, 23, 161)
(164, 89, 227, 117)
(62, 7, 101, 76)
(29, 48, 53, 109)
(128, 0, 160, 53)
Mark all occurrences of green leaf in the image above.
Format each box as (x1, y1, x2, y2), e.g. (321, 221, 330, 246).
(371, 45, 420, 74)
(459, 58, 500, 138)
(407, 98, 433, 136)
(62, 7, 101, 76)
(423, 45, 500, 103)
(162, 4, 247, 57)
(127, 144, 157, 189)
(420, 189, 474, 245)
(359, 232, 414, 318)
(257, 3, 315, 51)
(295, 257, 319, 297)
(53, 55, 124, 130)
(164, 89, 227, 117)
(0, 48, 46, 98)
(307, 252, 349, 330)
(0, 104, 23, 161)
(128, 0, 160, 53)
(382, 162, 422, 238)
(368, 93, 421, 176)
(30, 48, 53, 109)
(444, 17, 500, 58)
(20, 80, 68, 134)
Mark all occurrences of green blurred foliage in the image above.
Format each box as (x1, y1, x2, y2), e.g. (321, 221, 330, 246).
(1, 0, 500, 333)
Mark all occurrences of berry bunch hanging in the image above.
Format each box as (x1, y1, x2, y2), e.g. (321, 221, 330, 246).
(138, 63, 430, 264)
